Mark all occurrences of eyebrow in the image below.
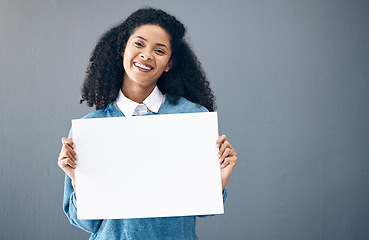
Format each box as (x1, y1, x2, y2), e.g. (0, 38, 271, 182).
(134, 36, 169, 50)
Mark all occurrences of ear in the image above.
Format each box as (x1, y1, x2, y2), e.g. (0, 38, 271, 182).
(165, 60, 173, 72)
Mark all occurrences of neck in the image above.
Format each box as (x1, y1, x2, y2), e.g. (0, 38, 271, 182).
(122, 81, 156, 104)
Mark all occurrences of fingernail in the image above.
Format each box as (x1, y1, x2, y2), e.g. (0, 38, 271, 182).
(75, 155, 78, 159)
(73, 144, 76, 148)
(218, 158, 222, 162)
(217, 154, 220, 158)
(215, 144, 219, 148)
(220, 164, 224, 168)
(75, 161, 77, 164)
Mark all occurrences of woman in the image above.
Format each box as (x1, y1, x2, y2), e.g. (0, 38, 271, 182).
(58, 7, 237, 239)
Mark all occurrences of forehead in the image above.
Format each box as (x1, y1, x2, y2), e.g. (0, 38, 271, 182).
(129, 25, 171, 46)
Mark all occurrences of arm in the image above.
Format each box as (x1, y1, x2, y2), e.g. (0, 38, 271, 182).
(59, 137, 103, 233)
(198, 135, 237, 218)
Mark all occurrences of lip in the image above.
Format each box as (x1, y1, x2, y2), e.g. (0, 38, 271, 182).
(133, 61, 154, 72)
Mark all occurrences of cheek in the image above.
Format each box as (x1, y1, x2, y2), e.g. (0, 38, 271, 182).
(158, 58, 170, 70)
(122, 51, 133, 68)
(122, 56, 129, 67)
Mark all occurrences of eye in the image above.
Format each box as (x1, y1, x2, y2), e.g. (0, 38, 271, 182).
(155, 49, 165, 55)
(134, 42, 144, 47)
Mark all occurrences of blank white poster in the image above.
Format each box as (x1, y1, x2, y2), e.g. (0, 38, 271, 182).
(72, 112, 223, 220)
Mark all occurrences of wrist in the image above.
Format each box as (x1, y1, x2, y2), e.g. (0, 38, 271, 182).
(71, 180, 76, 190)
(71, 180, 77, 199)
(222, 180, 229, 191)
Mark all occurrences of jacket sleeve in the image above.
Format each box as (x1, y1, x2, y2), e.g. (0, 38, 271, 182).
(63, 174, 103, 233)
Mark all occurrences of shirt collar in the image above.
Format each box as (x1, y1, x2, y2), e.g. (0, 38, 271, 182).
(115, 86, 165, 117)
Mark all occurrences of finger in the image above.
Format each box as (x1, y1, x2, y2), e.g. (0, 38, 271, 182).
(215, 135, 227, 148)
(220, 157, 230, 168)
(58, 158, 77, 169)
(218, 140, 231, 156)
(227, 155, 238, 165)
(58, 159, 76, 181)
(218, 141, 234, 161)
(219, 148, 232, 162)
(65, 148, 77, 162)
(221, 156, 237, 168)
(62, 137, 75, 149)
(58, 145, 76, 162)
(64, 143, 78, 161)
(222, 139, 235, 151)
(58, 146, 69, 161)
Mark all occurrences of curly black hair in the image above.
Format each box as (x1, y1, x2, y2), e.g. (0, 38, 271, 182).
(81, 7, 216, 111)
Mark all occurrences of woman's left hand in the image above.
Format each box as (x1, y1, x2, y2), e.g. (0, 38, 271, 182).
(216, 135, 238, 191)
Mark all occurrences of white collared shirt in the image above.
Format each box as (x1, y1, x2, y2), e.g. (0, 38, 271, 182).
(114, 86, 165, 117)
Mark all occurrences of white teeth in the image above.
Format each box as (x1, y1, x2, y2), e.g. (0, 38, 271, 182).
(134, 62, 151, 70)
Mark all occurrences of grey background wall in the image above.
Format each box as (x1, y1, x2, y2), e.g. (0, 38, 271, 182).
(1, 0, 368, 239)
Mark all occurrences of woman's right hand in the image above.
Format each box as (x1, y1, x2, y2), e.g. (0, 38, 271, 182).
(58, 137, 78, 191)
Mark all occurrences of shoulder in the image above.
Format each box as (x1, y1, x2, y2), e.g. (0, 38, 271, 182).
(81, 103, 123, 119)
(81, 110, 107, 119)
(160, 96, 209, 114)
(176, 97, 208, 113)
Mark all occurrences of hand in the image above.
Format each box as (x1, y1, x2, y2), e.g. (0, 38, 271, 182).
(216, 135, 237, 191)
(58, 137, 78, 192)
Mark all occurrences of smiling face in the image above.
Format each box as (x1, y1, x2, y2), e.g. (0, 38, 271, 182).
(122, 24, 172, 92)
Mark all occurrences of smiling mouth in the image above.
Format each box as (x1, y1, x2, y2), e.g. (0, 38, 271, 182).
(133, 62, 153, 71)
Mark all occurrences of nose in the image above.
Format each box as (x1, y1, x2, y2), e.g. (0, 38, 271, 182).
(140, 51, 152, 60)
